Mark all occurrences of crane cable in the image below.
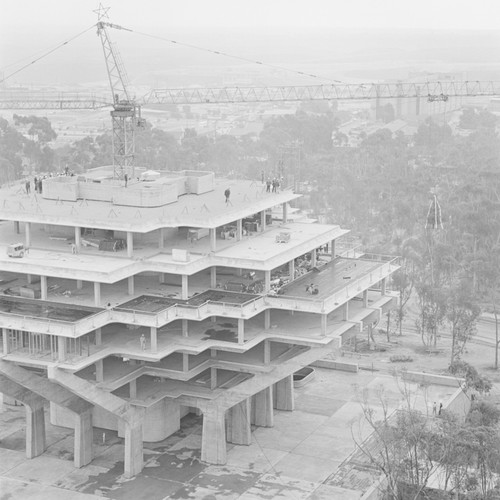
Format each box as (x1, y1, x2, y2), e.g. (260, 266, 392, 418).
(130, 28, 343, 84)
(0, 25, 96, 84)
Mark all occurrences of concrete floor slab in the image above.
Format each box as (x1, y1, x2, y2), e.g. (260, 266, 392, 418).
(294, 393, 345, 416)
(239, 473, 318, 500)
(90, 443, 125, 469)
(0, 477, 104, 500)
(291, 433, 355, 462)
(0, 447, 27, 474)
(168, 484, 239, 500)
(53, 464, 112, 492)
(272, 453, 340, 484)
(142, 449, 206, 483)
(251, 426, 307, 452)
(225, 443, 288, 473)
(4, 454, 76, 485)
(104, 475, 185, 500)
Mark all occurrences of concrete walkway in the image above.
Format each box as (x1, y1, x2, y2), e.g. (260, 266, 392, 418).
(0, 368, 456, 499)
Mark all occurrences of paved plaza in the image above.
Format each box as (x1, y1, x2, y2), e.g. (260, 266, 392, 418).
(0, 367, 455, 499)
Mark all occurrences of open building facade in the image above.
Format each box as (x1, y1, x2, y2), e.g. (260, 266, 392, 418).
(0, 167, 399, 477)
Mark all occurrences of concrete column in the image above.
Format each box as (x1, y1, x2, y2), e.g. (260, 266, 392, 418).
(126, 232, 133, 258)
(343, 301, 349, 321)
(210, 228, 216, 253)
(289, 260, 295, 281)
(76, 280, 83, 290)
(311, 249, 317, 268)
(330, 239, 336, 258)
(263, 340, 271, 364)
(381, 278, 387, 296)
(201, 405, 226, 464)
(251, 387, 273, 427)
(264, 270, 271, 293)
(282, 203, 288, 224)
(95, 360, 104, 382)
(210, 367, 217, 390)
(129, 379, 137, 399)
(25, 222, 31, 248)
(321, 313, 328, 336)
(226, 399, 251, 445)
(363, 290, 368, 307)
(14, 221, 20, 234)
(74, 408, 92, 467)
(274, 375, 294, 411)
(3, 328, 9, 354)
(40, 275, 47, 300)
(127, 276, 134, 296)
(95, 328, 102, 345)
(182, 319, 188, 337)
(27, 274, 33, 284)
(210, 267, 217, 288)
(74, 227, 81, 253)
(181, 275, 189, 300)
(124, 421, 143, 478)
(57, 336, 67, 362)
(236, 219, 242, 241)
(26, 403, 46, 459)
(94, 282, 101, 306)
(159, 228, 165, 249)
(264, 309, 271, 330)
(159, 273, 165, 284)
(182, 353, 189, 372)
(260, 210, 266, 232)
(237, 318, 244, 344)
(150, 327, 157, 353)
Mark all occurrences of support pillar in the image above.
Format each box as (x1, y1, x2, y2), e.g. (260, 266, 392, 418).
(159, 228, 165, 250)
(150, 327, 157, 353)
(127, 276, 134, 296)
(210, 367, 217, 390)
(40, 275, 47, 300)
(311, 249, 317, 268)
(74, 226, 81, 253)
(14, 221, 20, 234)
(237, 318, 244, 344)
(209, 228, 216, 253)
(264, 340, 271, 364)
(124, 420, 143, 478)
(289, 259, 295, 281)
(129, 379, 137, 399)
(251, 387, 273, 427)
(363, 290, 368, 307)
(210, 267, 217, 288)
(321, 313, 328, 336)
(126, 232, 133, 258)
(181, 275, 188, 300)
(381, 278, 387, 296)
(95, 360, 104, 382)
(74, 408, 92, 467)
(226, 399, 251, 445)
(182, 319, 188, 337)
(95, 328, 102, 345)
(274, 375, 294, 411)
(343, 301, 349, 321)
(330, 239, 336, 258)
(94, 282, 101, 306)
(57, 337, 67, 362)
(236, 219, 242, 241)
(264, 270, 271, 293)
(25, 222, 31, 248)
(264, 309, 271, 330)
(159, 273, 165, 284)
(260, 210, 266, 232)
(282, 202, 288, 224)
(26, 402, 46, 459)
(2, 327, 9, 354)
(76, 280, 83, 290)
(182, 353, 189, 372)
(27, 274, 33, 284)
(201, 405, 227, 464)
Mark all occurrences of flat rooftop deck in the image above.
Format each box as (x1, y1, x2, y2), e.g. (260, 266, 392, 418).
(282, 257, 382, 300)
(0, 178, 300, 232)
(0, 296, 100, 322)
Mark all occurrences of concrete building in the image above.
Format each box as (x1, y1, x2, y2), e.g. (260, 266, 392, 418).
(0, 167, 399, 478)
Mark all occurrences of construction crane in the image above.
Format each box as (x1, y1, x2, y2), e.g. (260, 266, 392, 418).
(94, 5, 145, 179)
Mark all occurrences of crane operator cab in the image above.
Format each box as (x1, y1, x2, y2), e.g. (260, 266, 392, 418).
(7, 243, 25, 258)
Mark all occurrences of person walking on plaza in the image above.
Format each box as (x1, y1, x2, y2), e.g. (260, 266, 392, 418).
(25, 180, 30, 194)
(432, 402, 437, 416)
(266, 178, 271, 193)
(224, 188, 231, 205)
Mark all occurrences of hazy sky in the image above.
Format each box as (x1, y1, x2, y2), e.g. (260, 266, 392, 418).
(2, 0, 500, 31)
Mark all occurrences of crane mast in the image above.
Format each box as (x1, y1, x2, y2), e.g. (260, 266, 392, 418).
(96, 16, 144, 179)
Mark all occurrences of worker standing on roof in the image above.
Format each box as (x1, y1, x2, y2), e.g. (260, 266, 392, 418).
(225, 188, 231, 205)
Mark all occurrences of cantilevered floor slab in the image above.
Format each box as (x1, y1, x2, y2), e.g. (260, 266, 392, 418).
(0, 179, 300, 233)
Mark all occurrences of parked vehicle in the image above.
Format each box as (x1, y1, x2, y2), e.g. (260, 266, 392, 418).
(7, 243, 25, 258)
